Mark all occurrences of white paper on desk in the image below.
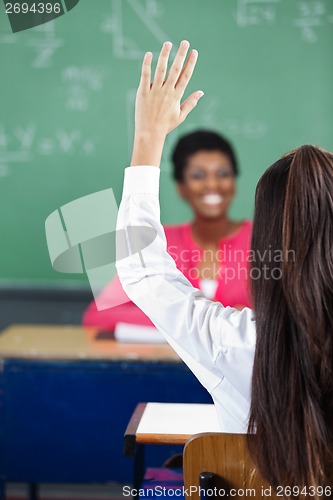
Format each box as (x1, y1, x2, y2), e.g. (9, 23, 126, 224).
(114, 323, 167, 343)
(137, 403, 221, 435)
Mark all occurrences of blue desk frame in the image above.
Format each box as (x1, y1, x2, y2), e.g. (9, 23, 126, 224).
(0, 356, 211, 498)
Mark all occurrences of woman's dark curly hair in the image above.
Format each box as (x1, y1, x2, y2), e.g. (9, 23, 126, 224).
(171, 129, 239, 182)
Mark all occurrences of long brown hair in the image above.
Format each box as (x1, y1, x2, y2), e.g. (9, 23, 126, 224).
(248, 146, 333, 495)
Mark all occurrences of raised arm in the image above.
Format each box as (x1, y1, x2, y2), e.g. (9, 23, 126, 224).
(130, 41, 203, 168)
(116, 42, 255, 404)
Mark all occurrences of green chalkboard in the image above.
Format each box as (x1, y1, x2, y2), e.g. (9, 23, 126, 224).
(0, 0, 333, 286)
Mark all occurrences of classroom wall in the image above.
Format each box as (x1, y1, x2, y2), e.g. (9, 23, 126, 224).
(0, 0, 332, 286)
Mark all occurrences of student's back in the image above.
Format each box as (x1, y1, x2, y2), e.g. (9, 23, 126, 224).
(116, 41, 333, 494)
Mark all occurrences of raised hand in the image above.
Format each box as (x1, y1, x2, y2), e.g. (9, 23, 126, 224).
(131, 41, 204, 167)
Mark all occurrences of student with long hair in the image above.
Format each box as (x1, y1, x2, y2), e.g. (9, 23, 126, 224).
(116, 41, 333, 494)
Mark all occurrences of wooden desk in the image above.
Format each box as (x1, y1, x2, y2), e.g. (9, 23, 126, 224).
(0, 324, 180, 361)
(124, 402, 221, 491)
(125, 402, 220, 451)
(0, 325, 212, 499)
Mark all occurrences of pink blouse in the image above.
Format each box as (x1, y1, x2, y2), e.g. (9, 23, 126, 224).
(82, 220, 252, 330)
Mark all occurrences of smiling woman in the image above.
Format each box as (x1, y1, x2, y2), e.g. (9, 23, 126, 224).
(173, 132, 238, 222)
(82, 129, 252, 331)
(169, 130, 252, 301)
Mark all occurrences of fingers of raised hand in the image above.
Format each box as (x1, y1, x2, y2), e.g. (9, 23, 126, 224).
(152, 41, 172, 88)
(139, 52, 152, 93)
(165, 40, 190, 88)
(180, 90, 204, 122)
(175, 49, 198, 99)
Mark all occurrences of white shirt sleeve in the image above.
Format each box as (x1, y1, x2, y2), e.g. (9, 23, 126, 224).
(116, 166, 256, 408)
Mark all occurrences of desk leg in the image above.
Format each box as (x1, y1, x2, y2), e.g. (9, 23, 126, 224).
(0, 480, 5, 500)
(133, 444, 145, 495)
(28, 483, 39, 500)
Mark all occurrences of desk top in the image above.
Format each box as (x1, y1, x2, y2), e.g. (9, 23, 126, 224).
(0, 324, 180, 362)
(124, 403, 221, 455)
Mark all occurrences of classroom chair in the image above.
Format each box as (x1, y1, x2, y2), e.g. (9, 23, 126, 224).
(183, 432, 277, 499)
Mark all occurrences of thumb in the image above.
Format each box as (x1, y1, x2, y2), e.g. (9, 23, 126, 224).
(180, 91, 204, 122)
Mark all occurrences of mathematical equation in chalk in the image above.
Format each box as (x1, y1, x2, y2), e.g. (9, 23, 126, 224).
(294, 1, 333, 43)
(236, 0, 333, 43)
(0, 124, 96, 179)
(101, 0, 169, 60)
(236, 0, 281, 28)
(180, 101, 268, 142)
(0, 20, 63, 68)
(62, 66, 107, 111)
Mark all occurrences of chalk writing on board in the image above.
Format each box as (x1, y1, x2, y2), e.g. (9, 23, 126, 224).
(0, 124, 33, 178)
(62, 66, 106, 111)
(224, 118, 268, 140)
(26, 21, 64, 68)
(101, 0, 169, 60)
(179, 95, 268, 141)
(144, 0, 164, 18)
(293, 1, 332, 43)
(0, 124, 96, 178)
(0, 20, 64, 67)
(236, 0, 280, 27)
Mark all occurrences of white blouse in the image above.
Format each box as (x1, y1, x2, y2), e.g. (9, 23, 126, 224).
(116, 166, 256, 433)
(199, 279, 219, 300)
